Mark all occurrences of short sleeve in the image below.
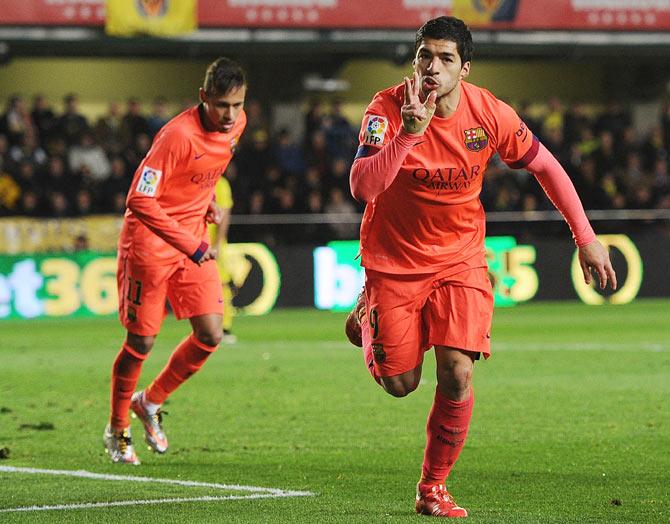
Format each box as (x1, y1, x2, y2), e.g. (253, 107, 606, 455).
(493, 99, 539, 169)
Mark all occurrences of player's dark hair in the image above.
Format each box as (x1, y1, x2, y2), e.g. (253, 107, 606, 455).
(415, 16, 473, 64)
(203, 57, 246, 96)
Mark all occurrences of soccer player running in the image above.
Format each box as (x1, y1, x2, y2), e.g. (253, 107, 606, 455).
(104, 57, 247, 464)
(345, 17, 617, 517)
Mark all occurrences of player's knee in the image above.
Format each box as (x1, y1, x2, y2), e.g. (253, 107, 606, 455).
(126, 334, 155, 355)
(381, 377, 419, 398)
(438, 361, 472, 399)
(193, 328, 223, 348)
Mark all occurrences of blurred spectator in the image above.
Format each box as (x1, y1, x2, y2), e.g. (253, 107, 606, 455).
(303, 189, 326, 242)
(47, 191, 70, 217)
(10, 130, 48, 168)
(1, 95, 33, 146)
(542, 96, 563, 135)
(0, 169, 21, 214)
(327, 156, 351, 194)
(18, 190, 41, 217)
(595, 100, 631, 143)
(562, 102, 592, 146)
(323, 100, 357, 159)
(58, 93, 89, 146)
(68, 131, 111, 182)
(306, 129, 330, 175)
(0, 134, 8, 171)
(31, 94, 57, 142)
(241, 99, 269, 145)
(304, 99, 326, 150)
(640, 126, 668, 171)
(16, 160, 40, 195)
(248, 190, 266, 214)
(274, 128, 306, 176)
(661, 101, 670, 151)
(120, 98, 150, 149)
(73, 189, 95, 216)
(123, 133, 152, 172)
(44, 156, 73, 197)
(324, 187, 357, 239)
(102, 156, 131, 212)
(73, 233, 90, 251)
(593, 130, 619, 175)
(651, 158, 670, 198)
(147, 96, 170, 137)
(95, 101, 124, 155)
(235, 129, 274, 192)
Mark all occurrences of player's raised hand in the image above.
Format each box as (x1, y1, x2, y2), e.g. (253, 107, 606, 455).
(578, 239, 617, 290)
(401, 71, 437, 135)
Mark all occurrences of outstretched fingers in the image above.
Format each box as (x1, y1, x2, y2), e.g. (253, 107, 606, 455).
(403, 76, 412, 105)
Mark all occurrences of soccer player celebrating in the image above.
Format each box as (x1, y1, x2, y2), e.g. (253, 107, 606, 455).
(345, 17, 617, 517)
(104, 57, 247, 464)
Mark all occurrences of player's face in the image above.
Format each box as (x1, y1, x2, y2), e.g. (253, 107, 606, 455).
(413, 38, 470, 99)
(199, 84, 246, 133)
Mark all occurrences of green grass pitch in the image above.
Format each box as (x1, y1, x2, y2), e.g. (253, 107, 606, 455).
(1, 300, 668, 523)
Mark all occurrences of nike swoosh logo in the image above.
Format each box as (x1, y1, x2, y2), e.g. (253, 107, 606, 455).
(195, 153, 205, 159)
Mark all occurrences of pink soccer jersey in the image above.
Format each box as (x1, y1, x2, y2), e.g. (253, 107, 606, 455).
(119, 106, 246, 265)
(356, 81, 538, 274)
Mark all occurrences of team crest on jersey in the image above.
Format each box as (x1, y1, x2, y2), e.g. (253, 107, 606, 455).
(136, 166, 162, 196)
(230, 137, 238, 154)
(372, 343, 386, 364)
(364, 115, 388, 146)
(463, 127, 489, 152)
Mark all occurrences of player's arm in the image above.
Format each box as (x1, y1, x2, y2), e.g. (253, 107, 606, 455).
(350, 74, 437, 203)
(496, 101, 616, 290)
(126, 132, 210, 264)
(523, 141, 616, 289)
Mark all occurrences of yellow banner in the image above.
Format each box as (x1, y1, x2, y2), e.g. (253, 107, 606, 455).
(453, 0, 518, 26)
(0, 216, 123, 254)
(106, 0, 197, 37)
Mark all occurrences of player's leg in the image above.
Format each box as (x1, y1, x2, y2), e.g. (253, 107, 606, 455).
(416, 267, 493, 517)
(107, 255, 169, 464)
(138, 313, 221, 445)
(134, 260, 224, 452)
(143, 313, 222, 408)
(360, 270, 433, 397)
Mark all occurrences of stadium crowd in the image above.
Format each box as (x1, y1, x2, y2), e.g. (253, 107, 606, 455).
(1, 93, 670, 237)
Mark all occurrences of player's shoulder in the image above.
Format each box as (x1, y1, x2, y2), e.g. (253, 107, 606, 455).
(371, 83, 404, 108)
(462, 81, 518, 127)
(154, 107, 199, 143)
(462, 81, 505, 111)
(365, 83, 403, 125)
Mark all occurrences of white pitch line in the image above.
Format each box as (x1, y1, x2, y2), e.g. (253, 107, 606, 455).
(0, 466, 314, 513)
